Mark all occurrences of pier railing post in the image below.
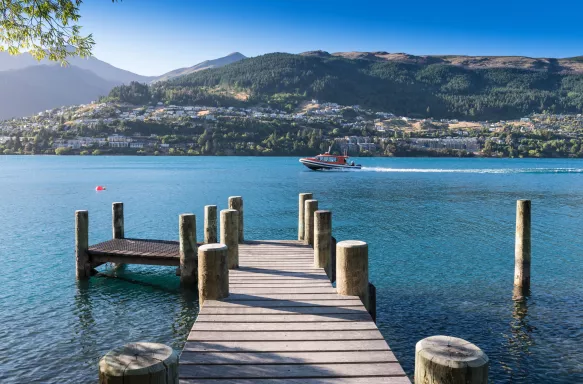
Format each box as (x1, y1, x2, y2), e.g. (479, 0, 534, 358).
(99, 342, 178, 384)
(75, 210, 90, 280)
(415, 336, 489, 384)
(198, 244, 229, 306)
(514, 200, 531, 296)
(228, 196, 244, 243)
(336, 240, 370, 311)
(304, 199, 318, 246)
(179, 213, 197, 285)
(112, 202, 124, 239)
(298, 193, 313, 241)
(204, 205, 218, 243)
(221, 209, 239, 269)
(314, 210, 332, 279)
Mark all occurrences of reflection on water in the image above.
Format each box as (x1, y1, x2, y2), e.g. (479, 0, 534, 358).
(502, 294, 536, 380)
(68, 274, 199, 383)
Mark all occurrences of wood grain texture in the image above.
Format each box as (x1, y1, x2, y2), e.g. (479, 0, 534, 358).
(179, 240, 409, 383)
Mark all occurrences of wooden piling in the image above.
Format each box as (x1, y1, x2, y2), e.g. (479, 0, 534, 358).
(368, 282, 377, 323)
(336, 240, 369, 311)
(220, 209, 239, 269)
(415, 336, 489, 384)
(330, 236, 337, 283)
(304, 199, 318, 246)
(75, 210, 90, 280)
(112, 202, 124, 239)
(198, 244, 229, 306)
(298, 193, 313, 241)
(204, 205, 217, 243)
(314, 210, 332, 279)
(228, 196, 244, 243)
(99, 342, 179, 384)
(179, 214, 197, 285)
(514, 200, 531, 294)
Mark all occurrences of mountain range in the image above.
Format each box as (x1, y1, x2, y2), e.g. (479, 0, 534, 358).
(0, 51, 246, 119)
(113, 52, 583, 120)
(2, 49, 583, 121)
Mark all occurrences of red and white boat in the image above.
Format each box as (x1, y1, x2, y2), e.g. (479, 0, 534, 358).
(299, 149, 361, 171)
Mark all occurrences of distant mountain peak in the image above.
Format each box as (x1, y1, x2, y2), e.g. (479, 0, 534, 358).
(300, 50, 331, 57)
(154, 52, 247, 83)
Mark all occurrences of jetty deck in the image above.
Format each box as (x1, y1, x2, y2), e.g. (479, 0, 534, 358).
(88, 238, 181, 266)
(179, 240, 410, 383)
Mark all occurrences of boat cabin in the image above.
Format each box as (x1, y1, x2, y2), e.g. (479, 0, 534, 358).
(313, 155, 349, 164)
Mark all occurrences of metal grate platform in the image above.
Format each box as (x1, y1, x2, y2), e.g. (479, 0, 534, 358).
(88, 238, 180, 266)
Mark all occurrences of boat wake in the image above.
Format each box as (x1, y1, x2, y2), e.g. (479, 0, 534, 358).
(360, 167, 583, 174)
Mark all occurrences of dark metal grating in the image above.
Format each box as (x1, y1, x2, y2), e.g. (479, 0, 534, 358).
(88, 238, 180, 258)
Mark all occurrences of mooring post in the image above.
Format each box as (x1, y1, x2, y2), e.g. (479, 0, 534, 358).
(298, 193, 313, 241)
(368, 282, 377, 323)
(304, 199, 318, 246)
(75, 210, 90, 280)
(314, 210, 332, 279)
(336, 240, 370, 311)
(99, 342, 178, 384)
(514, 200, 531, 295)
(179, 214, 197, 285)
(204, 205, 218, 243)
(228, 196, 244, 243)
(330, 236, 337, 283)
(112, 202, 124, 239)
(415, 336, 489, 384)
(221, 209, 239, 269)
(198, 244, 229, 306)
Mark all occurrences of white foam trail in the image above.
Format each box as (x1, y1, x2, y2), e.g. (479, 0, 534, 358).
(360, 167, 583, 174)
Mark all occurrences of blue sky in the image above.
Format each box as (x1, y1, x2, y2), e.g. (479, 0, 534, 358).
(80, 0, 583, 76)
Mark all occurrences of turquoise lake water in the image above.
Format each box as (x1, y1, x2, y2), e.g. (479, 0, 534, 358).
(0, 156, 582, 383)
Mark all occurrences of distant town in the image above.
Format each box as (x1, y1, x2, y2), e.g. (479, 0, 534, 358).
(1, 99, 583, 158)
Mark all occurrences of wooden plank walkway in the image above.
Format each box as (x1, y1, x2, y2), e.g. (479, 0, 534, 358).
(179, 240, 410, 383)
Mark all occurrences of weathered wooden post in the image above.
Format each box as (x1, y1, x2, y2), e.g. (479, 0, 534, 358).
(304, 199, 318, 246)
(330, 236, 337, 283)
(336, 240, 369, 311)
(368, 282, 377, 323)
(314, 210, 332, 279)
(221, 209, 239, 269)
(179, 214, 197, 285)
(112, 202, 124, 239)
(75, 210, 90, 280)
(298, 193, 313, 241)
(514, 200, 531, 295)
(228, 196, 244, 243)
(198, 244, 229, 306)
(204, 205, 217, 243)
(99, 342, 178, 384)
(112, 202, 125, 268)
(415, 336, 489, 384)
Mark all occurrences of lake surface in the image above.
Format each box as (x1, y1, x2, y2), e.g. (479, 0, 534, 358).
(0, 156, 582, 383)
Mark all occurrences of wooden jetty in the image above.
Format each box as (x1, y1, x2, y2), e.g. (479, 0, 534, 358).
(91, 194, 494, 384)
(83, 196, 411, 383)
(180, 239, 410, 383)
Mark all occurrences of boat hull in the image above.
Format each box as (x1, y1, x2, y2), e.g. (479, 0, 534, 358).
(299, 158, 361, 171)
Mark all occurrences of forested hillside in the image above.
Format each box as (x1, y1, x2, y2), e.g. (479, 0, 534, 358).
(106, 53, 583, 120)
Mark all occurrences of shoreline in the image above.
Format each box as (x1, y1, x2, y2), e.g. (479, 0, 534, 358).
(2, 153, 583, 159)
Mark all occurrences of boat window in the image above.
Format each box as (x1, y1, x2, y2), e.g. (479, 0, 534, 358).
(330, 157, 337, 162)
(316, 156, 322, 161)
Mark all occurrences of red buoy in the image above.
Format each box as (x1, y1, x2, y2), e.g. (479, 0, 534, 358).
(95, 186, 106, 191)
